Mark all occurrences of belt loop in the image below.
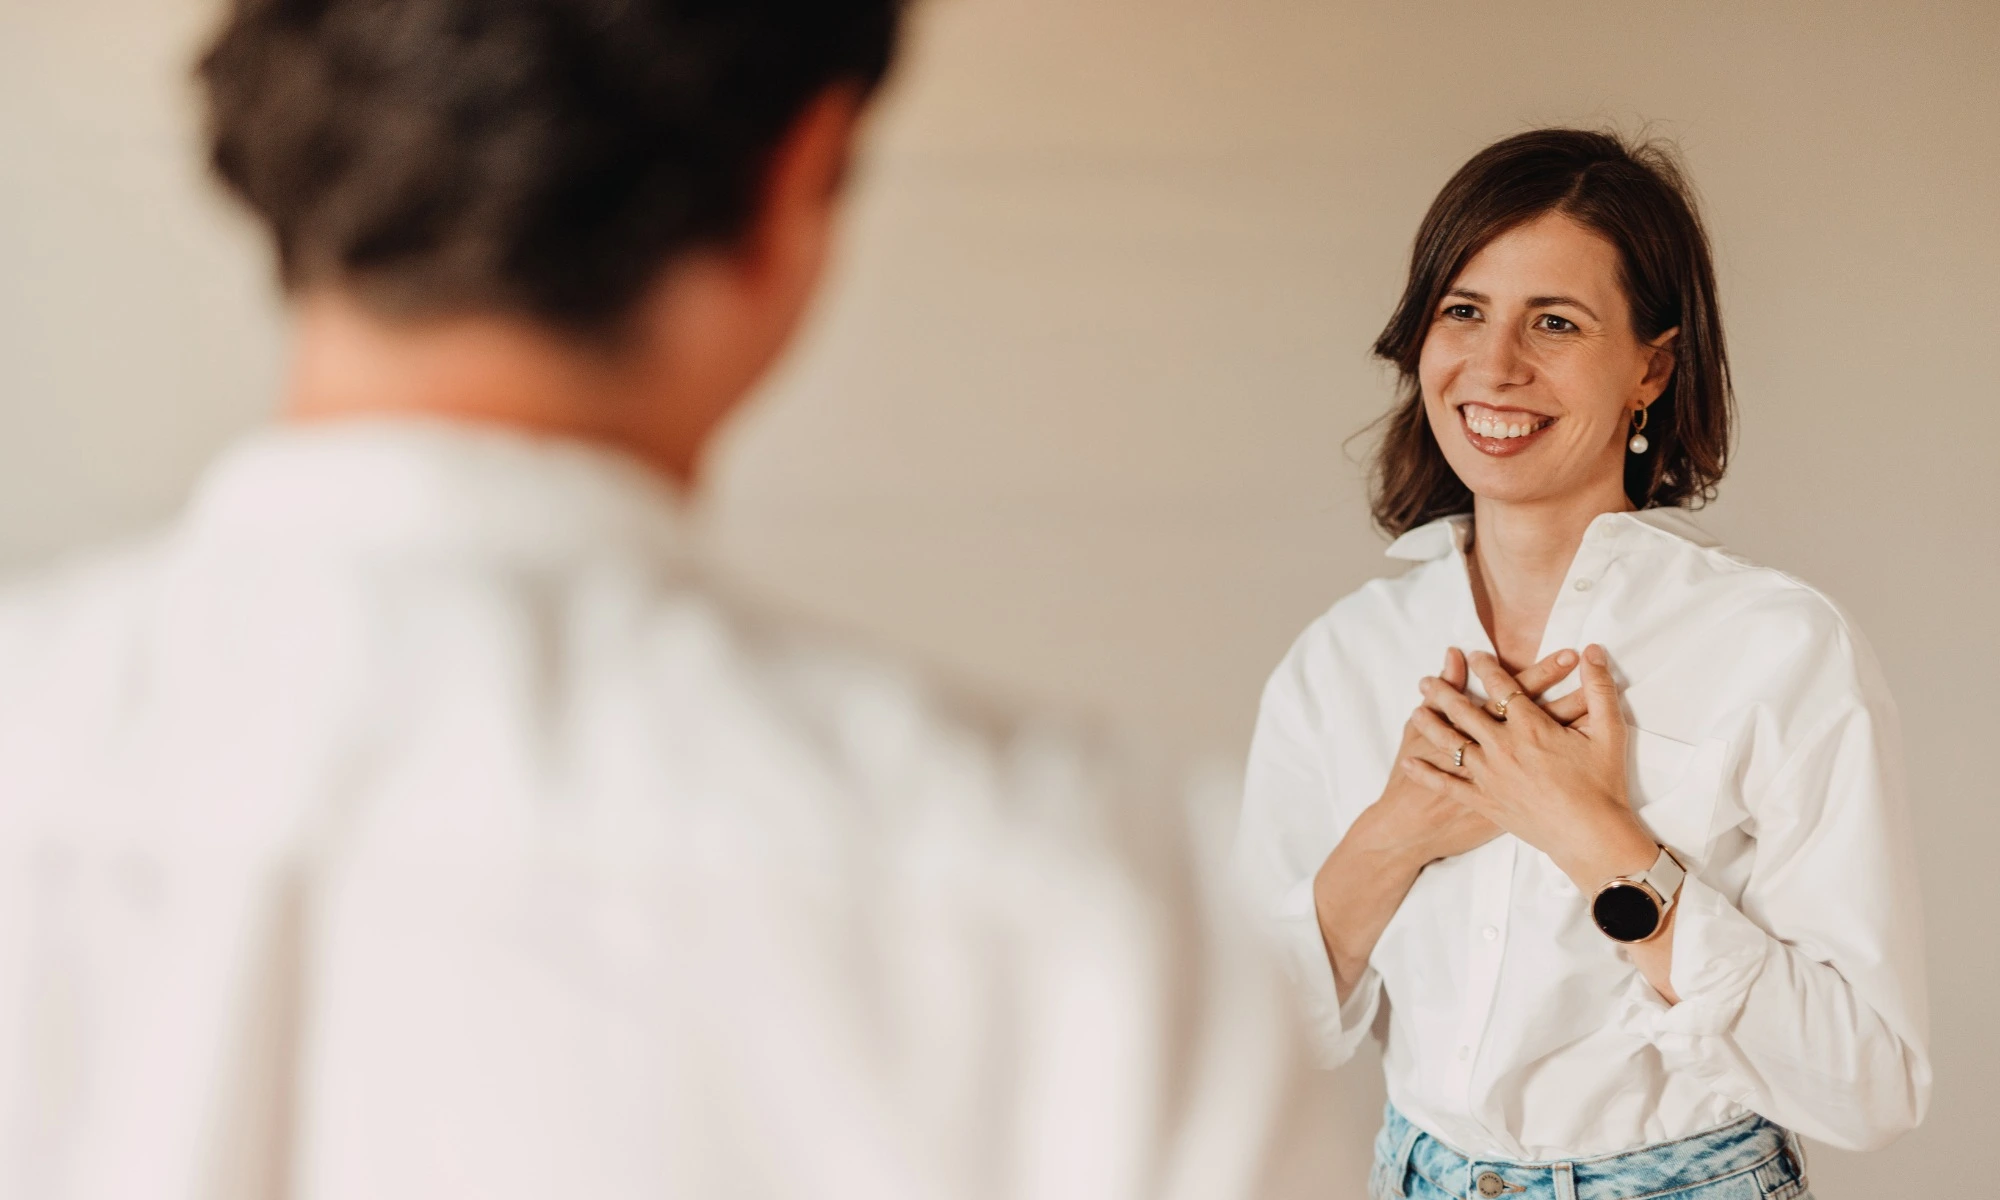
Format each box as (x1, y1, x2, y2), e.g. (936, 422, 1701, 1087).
(1784, 1129, 1809, 1179)
(1552, 1161, 1578, 1200)
(1387, 1123, 1423, 1199)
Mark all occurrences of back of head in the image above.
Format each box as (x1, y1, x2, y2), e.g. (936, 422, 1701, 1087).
(198, 0, 906, 336)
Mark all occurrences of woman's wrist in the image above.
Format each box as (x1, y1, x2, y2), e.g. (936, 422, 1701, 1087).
(1344, 801, 1442, 877)
(1550, 809, 1661, 892)
(1314, 823, 1427, 999)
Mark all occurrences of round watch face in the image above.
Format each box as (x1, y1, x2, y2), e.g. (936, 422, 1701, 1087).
(1592, 882, 1662, 943)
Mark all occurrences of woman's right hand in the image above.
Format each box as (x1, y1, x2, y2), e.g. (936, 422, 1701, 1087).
(1351, 646, 1579, 869)
(1311, 646, 1579, 1000)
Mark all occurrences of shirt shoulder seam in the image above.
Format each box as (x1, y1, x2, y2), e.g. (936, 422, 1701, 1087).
(1624, 519, 1857, 631)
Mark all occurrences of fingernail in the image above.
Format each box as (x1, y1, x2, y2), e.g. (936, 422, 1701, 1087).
(1586, 644, 1607, 666)
(1557, 650, 1577, 666)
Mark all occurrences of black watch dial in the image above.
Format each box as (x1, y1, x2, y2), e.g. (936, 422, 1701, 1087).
(1592, 882, 1662, 943)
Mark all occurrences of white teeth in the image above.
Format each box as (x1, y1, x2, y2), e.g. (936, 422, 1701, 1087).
(1463, 411, 1547, 439)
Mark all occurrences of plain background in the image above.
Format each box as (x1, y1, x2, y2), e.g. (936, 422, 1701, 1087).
(2, 0, 1994, 1193)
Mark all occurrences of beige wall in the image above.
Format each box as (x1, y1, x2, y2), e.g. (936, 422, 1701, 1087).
(3, 0, 1994, 1193)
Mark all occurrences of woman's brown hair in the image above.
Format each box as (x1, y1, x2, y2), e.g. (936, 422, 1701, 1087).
(1368, 128, 1733, 537)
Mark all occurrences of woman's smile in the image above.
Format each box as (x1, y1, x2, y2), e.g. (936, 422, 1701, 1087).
(1456, 401, 1556, 457)
(1413, 210, 1681, 503)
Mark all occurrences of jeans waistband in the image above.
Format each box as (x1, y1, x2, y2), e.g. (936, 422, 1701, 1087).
(1372, 1103, 1808, 1200)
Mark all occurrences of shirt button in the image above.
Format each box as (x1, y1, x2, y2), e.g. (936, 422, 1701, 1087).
(1573, 578, 1594, 592)
(1481, 925, 1499, 942)
(1456, 1045, 1470, 1062)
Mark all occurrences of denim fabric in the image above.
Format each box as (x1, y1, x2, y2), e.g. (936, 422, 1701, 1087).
(1369, 1104, 1813, 1200)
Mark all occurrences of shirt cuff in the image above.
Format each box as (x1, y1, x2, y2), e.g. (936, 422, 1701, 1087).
(1274, 876, 1382, 1069)
(1613, 872, 1771, 1049)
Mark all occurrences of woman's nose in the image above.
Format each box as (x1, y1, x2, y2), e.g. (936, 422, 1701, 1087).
(1469, 325, 1532, 389)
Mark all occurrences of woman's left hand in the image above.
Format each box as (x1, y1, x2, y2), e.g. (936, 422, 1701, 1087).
(1403, 644, 1659, 889)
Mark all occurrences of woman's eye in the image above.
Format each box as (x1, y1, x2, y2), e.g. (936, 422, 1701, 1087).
(1536, 314, 1578, 333)
(1443, 304, 1479, 320)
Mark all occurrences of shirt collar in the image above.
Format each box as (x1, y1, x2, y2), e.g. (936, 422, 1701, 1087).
(1383, 507, 1721, 561)
(1384, 514, 1472, 562)
(1620, 505, 1723, 549)
(182, 417, 688, 565)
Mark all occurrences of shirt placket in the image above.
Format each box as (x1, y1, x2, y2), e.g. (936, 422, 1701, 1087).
(1449, 838, 1513, 1106)
(1450, 520, 1623, 1135)
(1443, 527, 1512, 1108)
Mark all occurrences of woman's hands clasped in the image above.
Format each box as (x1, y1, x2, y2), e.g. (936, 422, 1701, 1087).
(1310, 644, 1593, 1001)
(1349, 646, 1584, 872)
(1403, 644, 1659, 889)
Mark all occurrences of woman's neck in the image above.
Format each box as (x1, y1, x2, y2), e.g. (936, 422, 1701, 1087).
(1467, 484, 1633, 671)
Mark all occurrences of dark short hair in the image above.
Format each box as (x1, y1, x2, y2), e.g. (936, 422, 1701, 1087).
(197, 0, 906, 334)
(1367, 128, 1733, 537)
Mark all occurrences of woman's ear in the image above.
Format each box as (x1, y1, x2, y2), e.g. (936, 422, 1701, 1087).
(1639, 326, 1681, 401)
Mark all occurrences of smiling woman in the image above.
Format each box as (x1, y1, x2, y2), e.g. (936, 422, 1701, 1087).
(1233, 129, 1927, 1200)
(1369, 130, 1731, 537)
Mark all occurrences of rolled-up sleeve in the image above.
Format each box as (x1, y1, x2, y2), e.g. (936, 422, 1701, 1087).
(1233, 630, 1377, 1069)
(1616, 664, 1931, 1151)
(1271, 875, 1383, 1068)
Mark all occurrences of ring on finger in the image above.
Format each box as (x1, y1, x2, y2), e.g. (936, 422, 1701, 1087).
(1453, 740, 1473, 770)
(1489, 690, 1525, 721)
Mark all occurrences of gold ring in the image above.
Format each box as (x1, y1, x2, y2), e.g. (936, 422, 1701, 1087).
(1490, 690, 1524, 721)
(1453, 741, 1471, 770)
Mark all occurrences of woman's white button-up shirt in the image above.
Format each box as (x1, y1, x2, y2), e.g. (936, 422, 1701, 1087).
(1234, 509, 1930, 1160)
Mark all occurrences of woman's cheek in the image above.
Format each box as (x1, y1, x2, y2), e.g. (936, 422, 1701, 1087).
(1416, 358, 1455, 414)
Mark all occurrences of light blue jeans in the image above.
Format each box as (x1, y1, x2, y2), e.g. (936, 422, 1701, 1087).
(1370, 1104, 1814, 1200)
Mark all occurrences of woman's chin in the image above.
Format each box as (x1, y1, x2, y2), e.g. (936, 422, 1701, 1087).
(1441, 447, 1622, 512)
(1442, 458, 1558, 506)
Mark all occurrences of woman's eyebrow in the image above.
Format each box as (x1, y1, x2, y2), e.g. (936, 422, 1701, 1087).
(1527, 294, 1600, 320)
(1446, 287, 1601, 322)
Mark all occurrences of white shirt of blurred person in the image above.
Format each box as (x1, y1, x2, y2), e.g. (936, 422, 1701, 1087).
(0, 3, 1324, 1198)
(1235, 130, 1926, 1183)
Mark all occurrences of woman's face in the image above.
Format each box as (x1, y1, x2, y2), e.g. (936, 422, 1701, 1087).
(1418, 211, 1678, 511)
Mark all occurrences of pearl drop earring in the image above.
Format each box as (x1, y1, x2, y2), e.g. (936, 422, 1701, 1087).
(1628, 407, 1650, 455)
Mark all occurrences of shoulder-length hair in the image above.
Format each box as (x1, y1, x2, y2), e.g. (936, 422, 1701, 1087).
(1368, 128, 1733, 537)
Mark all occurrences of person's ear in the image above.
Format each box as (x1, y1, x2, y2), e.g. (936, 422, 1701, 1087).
(737, 84, 867, 293)
(1638, 326, 1680, 402)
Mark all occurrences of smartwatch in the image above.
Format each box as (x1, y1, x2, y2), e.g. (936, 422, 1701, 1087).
(1590, 846, 1686, 944)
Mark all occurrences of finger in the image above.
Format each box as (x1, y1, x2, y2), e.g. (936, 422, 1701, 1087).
(1406, 744, 1469, 783)
(1409, 704, 1475, 768)
(1513, 649, 1579, 700)
(1442, 647, 1468, 691)
(1401, 755, 1486, 810)
(1467, 651, 1551, 728)
(1419, 674, 1501, 745)
(1579, 644, 1627, 744)
(1540, 688, 1589, 725)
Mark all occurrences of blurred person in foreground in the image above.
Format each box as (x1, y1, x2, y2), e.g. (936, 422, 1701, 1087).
(0, 2, 1324, 1197)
